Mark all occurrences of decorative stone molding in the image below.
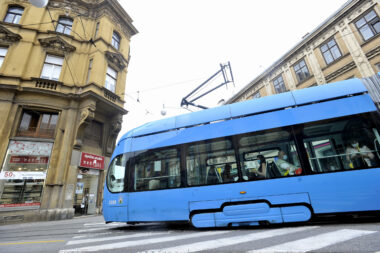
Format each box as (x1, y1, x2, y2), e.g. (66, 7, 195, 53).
(74, 103, 96, 148)
(325, 61, 356, 82)
(366, 45, 380, 60)
(106, 115, 122, 155)
(0, 25, 22, 45)
(38, 36, 76, 55)
(105, 51, 127, 71)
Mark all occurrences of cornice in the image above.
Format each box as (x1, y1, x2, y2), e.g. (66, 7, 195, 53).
(226, 0, 372, 104)
(48, 0, 138, 38)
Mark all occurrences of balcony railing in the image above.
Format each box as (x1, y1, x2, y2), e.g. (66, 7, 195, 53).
(32, 78, 63, 91)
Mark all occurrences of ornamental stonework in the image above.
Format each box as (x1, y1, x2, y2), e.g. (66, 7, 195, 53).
(0, 25, 22, 45)
(38, 36, 76, 55)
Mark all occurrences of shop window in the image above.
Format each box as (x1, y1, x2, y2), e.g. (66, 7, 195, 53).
(294, 59, 310, 83)
(4, 6, 24, 24)
(273, 75, 287, 94)
(105, 66, 117, 93)
(111, 31, 120, 50)
(0, 47, 7, 68)
(355, 10, 380, 41)
(320, 38, 342, 65)
(56, 17, 73, 35)
(0, 140, 53, 209)
(41, 54, 64, 81)
(17, 110, 58, 139)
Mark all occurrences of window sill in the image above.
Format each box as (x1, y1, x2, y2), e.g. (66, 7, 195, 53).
(296, 75, 314, 87)
(321, 53, 350, 71)
(360, 32, 380, 47)
(47, 30, 75, 40)
(0, 21, 21, 28)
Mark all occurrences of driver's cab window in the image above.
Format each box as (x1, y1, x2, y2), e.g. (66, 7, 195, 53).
(302, 114, 380, 172)
(107, 154, 130, 192)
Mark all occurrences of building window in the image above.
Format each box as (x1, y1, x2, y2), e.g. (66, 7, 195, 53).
(105, 66, 117, 93)
(294, 59, 310, 83)
(252, 91, 261, 99)
(320, 38, 342, 65)
(0, 47, 7, 68)
(4, 6, 24, 24)
(56, 17, 73, 35)
(273, 75, 287, 94)
(86, 59, 93, 84)
(17, 110, 58, 139)
(355, 10, 380, 41)
(94, 22, 100, 38)
(40, 55, 63, 81)
(111, 31, 120, 50)
(376, 63, 380, 72)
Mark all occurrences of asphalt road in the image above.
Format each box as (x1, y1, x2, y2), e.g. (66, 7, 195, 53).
(1, 215, 380, 252)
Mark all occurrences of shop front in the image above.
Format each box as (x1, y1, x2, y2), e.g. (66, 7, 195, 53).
(74, 152, 105, 215)
(0, 140, 53, 211)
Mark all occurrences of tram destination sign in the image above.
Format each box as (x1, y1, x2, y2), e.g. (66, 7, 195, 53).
(79, 152, 105, 170)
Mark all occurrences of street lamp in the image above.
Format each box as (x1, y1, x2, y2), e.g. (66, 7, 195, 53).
(29, 0, 49, 8)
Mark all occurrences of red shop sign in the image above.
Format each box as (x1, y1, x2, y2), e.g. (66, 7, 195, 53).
(79, 152, 105, 170)
(9, 156, 49, 164)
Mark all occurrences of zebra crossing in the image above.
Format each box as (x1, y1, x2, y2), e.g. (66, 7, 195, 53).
(59, 222, 379, 253)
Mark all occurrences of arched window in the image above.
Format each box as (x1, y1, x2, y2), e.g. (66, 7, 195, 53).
(111, 31, 120, 50)
(56, 17, 73, 35)
(4, 6, 24, 24)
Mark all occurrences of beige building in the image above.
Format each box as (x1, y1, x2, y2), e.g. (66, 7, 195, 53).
(227, 0, 380, 103)
(0, 0, 137, 223)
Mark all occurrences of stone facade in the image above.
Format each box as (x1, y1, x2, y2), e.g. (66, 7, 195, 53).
(227, 0, 380, 103)
(0, 0, 137, 223)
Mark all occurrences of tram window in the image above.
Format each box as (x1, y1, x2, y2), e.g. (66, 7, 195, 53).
(134, 148, 180, 191)
(238, 129, 302, 180)
(186, 138, 238, 186)
(107, 154, 130, 193)
(302, 114, 380, 172)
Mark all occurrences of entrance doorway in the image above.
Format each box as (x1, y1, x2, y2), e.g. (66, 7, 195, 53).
(74, 169, 99, 215)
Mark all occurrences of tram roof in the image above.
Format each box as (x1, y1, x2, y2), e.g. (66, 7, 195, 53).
(121, 78, 367, 140)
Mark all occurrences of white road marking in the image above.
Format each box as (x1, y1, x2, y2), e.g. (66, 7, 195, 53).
(84, 222, 122, 227)
(77, 226, 124, 233)
(59, 231, 229, 252)
(67, 231, 169, 245)
(73, 231, 119, 239)
(248, 229, 377, 253)
(155, 226, 317, 253)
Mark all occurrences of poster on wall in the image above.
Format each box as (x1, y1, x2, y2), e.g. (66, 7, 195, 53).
(76, 182, 84, 194)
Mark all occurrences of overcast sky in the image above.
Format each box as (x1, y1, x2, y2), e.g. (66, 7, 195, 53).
(119, 0, 348, 137)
